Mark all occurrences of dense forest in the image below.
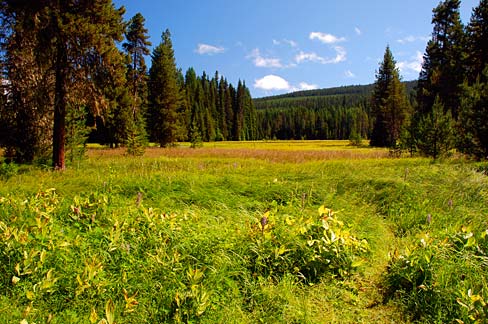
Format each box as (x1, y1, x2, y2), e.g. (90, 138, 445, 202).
(0, 0, 487, 169)
(254, 82, 416, 140)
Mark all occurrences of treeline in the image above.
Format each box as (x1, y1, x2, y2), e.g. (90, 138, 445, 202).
(253, 82, 416, 140)
(0, 2, 257, 169)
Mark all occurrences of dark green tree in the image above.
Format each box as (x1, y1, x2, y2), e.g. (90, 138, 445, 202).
(417, 0, 465, 119)
(370, 46, 410, 148)
(0, 2, 53, 163)
(416, 96, 454, 159)
(1, 0, 126, 169)
(458, 68, 488, 159)
(122, 12, 151, 155)
(148, 29, 179, 147)
(123, 12, 151, 117)
(466, 0, 488, 83)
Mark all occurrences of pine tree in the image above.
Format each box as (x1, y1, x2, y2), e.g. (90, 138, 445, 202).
(416, 96, 454, 159)
(459, 68, 488, 159)
(1, 0, 126, 169)
(466, 0, 488, 83)
(417, 0, 465, 119)
(370, 46, 409, 148)
(123, 13, 151, 116)
(1, 2, 53, 163)
(148, 29, 179, 147)
(122, 13, 151, 155)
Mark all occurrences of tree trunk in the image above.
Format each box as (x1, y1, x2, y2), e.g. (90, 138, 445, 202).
(53, 43, 67, 170)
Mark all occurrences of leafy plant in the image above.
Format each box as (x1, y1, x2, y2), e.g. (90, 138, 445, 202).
(249, 206, 369, 283)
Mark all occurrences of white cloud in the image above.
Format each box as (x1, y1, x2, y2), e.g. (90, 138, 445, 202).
(283, 39, 298, 47)
(355, 27, 362, 36)
(397, 51, 424, 74)
(345, 70, 356, 78)
(273, 38, 298, 48)
(295, 51, 327, 64)
(254, 75, 291, 91)
(310, 32, 346, 44)
(295, 46, 346, 65)
(195, 43, 225, 55)
(248, 48, 283, 68)
(397, 35, 430, 44)
(331, 46, 347, 63)
(297, 82, 318, 91)
(254, 75, 319, 92)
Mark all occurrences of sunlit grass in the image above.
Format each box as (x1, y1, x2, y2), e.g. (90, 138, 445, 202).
(1, 142, 487, 323)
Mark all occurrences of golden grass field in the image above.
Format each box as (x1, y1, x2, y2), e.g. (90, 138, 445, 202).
(88, 140, 390, 163)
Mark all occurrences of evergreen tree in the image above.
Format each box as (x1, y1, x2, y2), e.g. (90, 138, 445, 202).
(123, 13, 151, 112)
(459, 68, 488, 159)
(370, 46, 410, 148)
(417, 0, 465, 119)
(0, 2, 53, 163)
(1, 0, 126, 169)
(417, 96, 454, 159)
(466, 0, 488, 83)
(122, 12, 151, 155)
(148, 29, 179, 147)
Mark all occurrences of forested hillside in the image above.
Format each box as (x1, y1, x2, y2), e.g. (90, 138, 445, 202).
(253, 82, 416, 140)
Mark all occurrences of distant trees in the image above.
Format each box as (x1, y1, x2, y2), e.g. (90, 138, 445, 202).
(370, 46, 410, 148)
(253, 84, 381, 140)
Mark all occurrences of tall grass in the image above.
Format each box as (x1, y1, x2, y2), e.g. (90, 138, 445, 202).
(0, 141, 487, 323)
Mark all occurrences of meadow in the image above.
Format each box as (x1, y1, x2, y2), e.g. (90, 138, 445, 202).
(1, 141, 487, 323)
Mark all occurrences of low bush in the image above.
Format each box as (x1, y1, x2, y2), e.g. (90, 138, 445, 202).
(384, 226, 488, 323)
(248, 206, 369, 283)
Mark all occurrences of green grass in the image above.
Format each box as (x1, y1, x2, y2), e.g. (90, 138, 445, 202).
(1, 141, 487, 323)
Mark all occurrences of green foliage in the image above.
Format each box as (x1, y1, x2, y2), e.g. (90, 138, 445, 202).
(384, 227, 488, 323)
(0, 161, 18, 179)
(459, 68, 488, 159)
(0, 140, 486, 323)
(148, 29, 180, 147)
(249, 206, 369, 282)
(66, 105, 90, 165)
(416, 96, 454, 159)
(370, 46, 410, 148)
(125, 117, 147, 156)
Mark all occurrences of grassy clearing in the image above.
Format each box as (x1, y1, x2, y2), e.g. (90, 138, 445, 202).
(1, 141, 487, 323)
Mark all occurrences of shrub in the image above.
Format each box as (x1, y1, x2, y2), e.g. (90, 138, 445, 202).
(0, 161, 18, 179)
(384, 227, 488, 323)
(248, 206, 369, 283)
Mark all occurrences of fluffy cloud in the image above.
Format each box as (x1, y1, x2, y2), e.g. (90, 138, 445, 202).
(309, 32, 346, 44)
(248, 49, 283, 68)
(195, 43, 225, 55)
(297, 82, 318, 91)
(254, 75, 291, 91)
(397, 51, 424, 74)
(295, 46, 346, 64)
(254, 75, 318, 92)
(295, 51, 326, 64)
(397, 35, 430, 44)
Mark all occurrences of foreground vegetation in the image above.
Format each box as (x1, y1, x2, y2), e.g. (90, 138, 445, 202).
(1, 141, 487, 323)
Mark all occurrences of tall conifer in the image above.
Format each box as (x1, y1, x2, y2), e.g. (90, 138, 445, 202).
(370, 46, 409, 148)
(148, 29, 179, 147)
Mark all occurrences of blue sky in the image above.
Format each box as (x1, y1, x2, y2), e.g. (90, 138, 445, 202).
(112, 0, 479, 98)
